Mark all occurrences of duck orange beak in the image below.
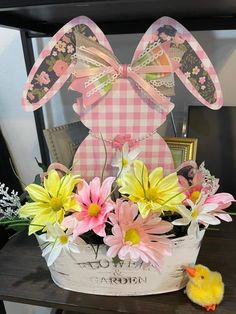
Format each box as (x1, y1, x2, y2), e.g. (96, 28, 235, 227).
(185, 266, 197, 277)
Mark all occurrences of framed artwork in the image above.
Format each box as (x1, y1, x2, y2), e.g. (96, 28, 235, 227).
(43, 122, 88, 167)
(164, 137, 198, 168)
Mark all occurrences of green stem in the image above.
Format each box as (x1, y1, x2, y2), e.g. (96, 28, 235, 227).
(104, 159, 124, 203)
(6, 223, 45, 228)
(207, 228, 220, 231)
(0, 219, 29, 225)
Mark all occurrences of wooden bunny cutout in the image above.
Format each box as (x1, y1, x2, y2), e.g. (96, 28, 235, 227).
(22, 16, 223, 179)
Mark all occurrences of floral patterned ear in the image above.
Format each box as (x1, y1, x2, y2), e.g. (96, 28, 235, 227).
(133, 16, 223, 109)
(22, 16, 112, 112)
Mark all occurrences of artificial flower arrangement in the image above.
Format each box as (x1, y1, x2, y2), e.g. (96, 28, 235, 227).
(0, 144, 234, 295)
(2, 15, 234, 296)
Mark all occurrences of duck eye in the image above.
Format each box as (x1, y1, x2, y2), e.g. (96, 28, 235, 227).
(201, 276, 205, 279)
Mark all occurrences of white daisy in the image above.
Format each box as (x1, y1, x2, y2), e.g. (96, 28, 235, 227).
(38, 222, 82, 267)
(172, 195, 221, 238)
(111, 143, 141, 177)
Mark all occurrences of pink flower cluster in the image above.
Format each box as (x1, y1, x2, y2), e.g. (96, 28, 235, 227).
(63, 177, 115, 237)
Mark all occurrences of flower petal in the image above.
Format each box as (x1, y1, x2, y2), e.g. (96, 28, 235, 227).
(46, 244, 62, 267)
(90, 177, 101, 203)
(59, 174, 78, 199)
(63, 196, 81, 212)
(187, 221, 199, 237)
(41, 243, 53, 257)
(93, 224, 106, 237)
(157, 172, 179, 192)
(149, 167, 163, 188)
(214, 212, 232, 222)
(128, 146, 142, 160)
(133, 160, 148, 191)
(106, 244, 122, 258)
(68, 243, 80, 254)
(19, 202, 50, 218)
(178, 176, 189, 189)
(118, 245, 131, 260)
(44, 170, 61, 198)
(206, 193, 235, 205)
(77, 180, 91, 206)
(198, 214, 221, 225)
(99, 177, 115, 203)
(25, 184, 50, 203)
(137, 201, 151, 218)
(202, 203, 219, 213)
(172, 218, 190, 226)
(73, 220, 90, 237)
(28, 209, 59, 235)
(176, 205, 192, 220)
(119, 173, 144, 199)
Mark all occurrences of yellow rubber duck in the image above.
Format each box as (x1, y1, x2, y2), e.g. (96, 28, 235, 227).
(185, 264, 224, 311)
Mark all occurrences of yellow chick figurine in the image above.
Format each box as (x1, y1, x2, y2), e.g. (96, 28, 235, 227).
(185, 264, 224, 311)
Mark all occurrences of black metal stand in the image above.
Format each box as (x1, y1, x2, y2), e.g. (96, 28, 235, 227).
(20, 30, 50, 167)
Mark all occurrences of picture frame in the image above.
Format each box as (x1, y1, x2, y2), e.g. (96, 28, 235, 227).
(164, 137, 198, 168)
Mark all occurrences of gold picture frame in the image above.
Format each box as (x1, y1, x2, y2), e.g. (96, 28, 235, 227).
(164, 137, 198, 168)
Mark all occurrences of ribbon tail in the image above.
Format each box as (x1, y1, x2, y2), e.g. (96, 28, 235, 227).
(69, 77, 85, 92)
(129, 70, 174, 113)
(70, 77, 114, 109)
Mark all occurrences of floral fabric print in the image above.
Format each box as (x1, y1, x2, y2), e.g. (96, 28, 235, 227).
(145, 25, 217, 104)
(27, 24, 98, 104)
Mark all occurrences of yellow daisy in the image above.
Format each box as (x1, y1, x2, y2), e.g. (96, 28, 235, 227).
(119, 160, 185, 218)
(19, 170, 81, 235)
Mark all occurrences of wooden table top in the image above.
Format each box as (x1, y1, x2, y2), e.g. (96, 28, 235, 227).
(0, 215, 235, 314)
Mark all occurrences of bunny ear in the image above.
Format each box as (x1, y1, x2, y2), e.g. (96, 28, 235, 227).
(133, 16, 223, 109)
(22, 16, 112, 111)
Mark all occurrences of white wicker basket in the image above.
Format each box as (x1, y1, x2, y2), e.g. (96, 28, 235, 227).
(38, 230, 205, 296)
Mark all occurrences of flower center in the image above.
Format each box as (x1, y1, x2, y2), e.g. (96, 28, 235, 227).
(191, 208, 198, 219)
(59, 234, 68, 245)
(88, 203, 101, 217)
(51, 197, 63, 211)
(122, 158, 128, 167)
(190, 191, 201, 203)
(124, 228, 141, 245)
(145, 188, 158, 201)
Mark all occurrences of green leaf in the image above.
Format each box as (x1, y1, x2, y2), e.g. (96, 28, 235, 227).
(112, 256, 122, 265)
(35, 157, 47, 172)
(34, 174, 42, 185)
(46, 59, 53, 66)
(64, 54, 71, 62)
(58, 53, 63, 59)
(145, 73, 158, 81)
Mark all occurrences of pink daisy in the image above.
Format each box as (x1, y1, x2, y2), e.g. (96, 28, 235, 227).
(204, 193, 234, 222)
(63, 177, 115, 237)
(104, 200, 173, 270)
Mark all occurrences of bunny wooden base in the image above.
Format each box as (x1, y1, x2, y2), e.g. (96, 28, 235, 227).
(38, 230, 205, 296)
